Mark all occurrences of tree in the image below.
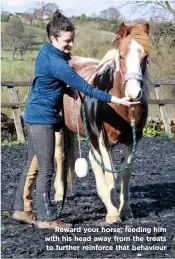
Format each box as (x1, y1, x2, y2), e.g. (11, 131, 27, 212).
(33, 1, 59, 20)
(22, 12, 35, 25)
(106, 7, 121, 20)
(1, 14, 10, 22)
(17, 32, 35, 60)
(119, 1, 175, 19)
(91, 12, 97, 18)
(99, 7, 121, 20)
(80, 14, 86, 21)
(33, 6, 44, 20)
(99, 9, 108, 19)
(43, 2, 59, 19)
(2, 17, 35, 60)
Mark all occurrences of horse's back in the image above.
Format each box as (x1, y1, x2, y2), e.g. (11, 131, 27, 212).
(69, 56, 99, 83)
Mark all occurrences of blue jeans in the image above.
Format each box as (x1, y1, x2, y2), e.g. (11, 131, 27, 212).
(14, 123, 63, 221)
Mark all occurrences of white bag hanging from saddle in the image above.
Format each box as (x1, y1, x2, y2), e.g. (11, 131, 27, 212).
(74, 100, 89, 178)
(75, 158, 88, 178)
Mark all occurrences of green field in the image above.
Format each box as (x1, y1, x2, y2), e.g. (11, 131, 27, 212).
(1, 20, 175, 119)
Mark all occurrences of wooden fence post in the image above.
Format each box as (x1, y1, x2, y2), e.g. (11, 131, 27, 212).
(154, 84, 172, 134)
(7, 85, 25, 142)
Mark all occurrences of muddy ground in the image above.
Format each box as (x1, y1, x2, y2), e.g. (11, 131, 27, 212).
(1, 137, 175, 258)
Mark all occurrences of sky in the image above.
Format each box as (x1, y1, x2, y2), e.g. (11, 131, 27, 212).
(1, 0, 146, 20)
(1, 0, 175, 20)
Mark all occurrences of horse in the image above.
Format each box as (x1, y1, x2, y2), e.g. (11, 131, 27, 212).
(54, 23, 152, 224)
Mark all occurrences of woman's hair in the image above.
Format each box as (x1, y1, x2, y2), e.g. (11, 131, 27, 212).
(47, 10, 75, 40)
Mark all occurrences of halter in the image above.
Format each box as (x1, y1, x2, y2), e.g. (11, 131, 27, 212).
(118, 60, 143, 86)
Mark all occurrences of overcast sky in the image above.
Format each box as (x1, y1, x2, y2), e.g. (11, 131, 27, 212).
(1, 0, 147, 20)
(1, 0, 175, 20)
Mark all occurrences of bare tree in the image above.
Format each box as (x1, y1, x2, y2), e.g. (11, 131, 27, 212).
(33, 1, 59, 20)
(2, 16, 35, 60)
(119, 1, 175, 19)
(99, 7, 121, 20)
(17, 32, 35, 60)
(43, 3, 59, 19)
(3, 17, 24, 60)
(99, 9, 108, 19)
(106, 7, 121, 20)
(22, 12, 35, 25)
(91, 12, 97, 18)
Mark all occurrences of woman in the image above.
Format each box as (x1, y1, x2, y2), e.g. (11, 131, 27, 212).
(12, 10, 134, 229)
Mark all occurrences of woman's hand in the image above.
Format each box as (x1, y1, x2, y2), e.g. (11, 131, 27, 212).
(111, 96, 140, 107)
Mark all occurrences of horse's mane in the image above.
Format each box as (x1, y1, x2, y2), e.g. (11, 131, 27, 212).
(97, 49, 118, 68)
(113, 24, 152, 55)
(98, 24, 152, 68)
(128, 25, 152, 55)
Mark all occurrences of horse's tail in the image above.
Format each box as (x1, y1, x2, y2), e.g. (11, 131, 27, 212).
(54, 128, 75, 202)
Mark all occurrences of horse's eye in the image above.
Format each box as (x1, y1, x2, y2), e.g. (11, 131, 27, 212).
(119, 55, 124, 60)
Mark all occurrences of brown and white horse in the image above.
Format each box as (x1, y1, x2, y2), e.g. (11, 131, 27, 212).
(54, 23, 152, 224)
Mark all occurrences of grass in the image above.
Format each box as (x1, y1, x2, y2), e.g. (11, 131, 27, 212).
(143, 126, 175, 138)
(1, 58, 35, 80)
(1, 20, 175, 121)
(1, 140, 27, 146)
(1, 22, 115, 118)
(1, 55, 35, 116)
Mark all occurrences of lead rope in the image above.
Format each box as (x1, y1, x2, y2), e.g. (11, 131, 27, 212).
(74, 100, 82, 158)
(81, 103, 137, 173)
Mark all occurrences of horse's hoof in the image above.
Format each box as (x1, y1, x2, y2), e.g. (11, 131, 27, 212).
(120, 209, 133, 220)
(106, 215, 122, 224)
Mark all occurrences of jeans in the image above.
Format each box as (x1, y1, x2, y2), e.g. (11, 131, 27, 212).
(14, 123, 63, 221)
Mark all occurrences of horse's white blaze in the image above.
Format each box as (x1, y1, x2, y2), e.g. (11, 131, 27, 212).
(125, 39, 144, 100)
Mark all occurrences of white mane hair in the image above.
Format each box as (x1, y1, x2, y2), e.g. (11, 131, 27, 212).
(97, 48, 119, 68)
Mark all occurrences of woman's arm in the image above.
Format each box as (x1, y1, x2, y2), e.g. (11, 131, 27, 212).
(51, 59, 134, 107)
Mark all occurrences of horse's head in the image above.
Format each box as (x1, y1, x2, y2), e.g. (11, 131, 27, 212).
(113, 23, 152, 101)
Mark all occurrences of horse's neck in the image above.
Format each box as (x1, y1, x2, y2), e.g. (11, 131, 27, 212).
(70, 50, 120, 87)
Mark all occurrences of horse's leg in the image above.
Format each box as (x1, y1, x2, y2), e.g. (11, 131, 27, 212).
(89, 148, 109, 204)
(54, 130, 64, 201)
(54, 129, 75, 201)
(98, 134, 121, 224)
(119, 145, 133, 219)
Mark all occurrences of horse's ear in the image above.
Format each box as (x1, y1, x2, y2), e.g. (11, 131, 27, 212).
(144, 23, 149, 34)
(117, 23, 128, 39)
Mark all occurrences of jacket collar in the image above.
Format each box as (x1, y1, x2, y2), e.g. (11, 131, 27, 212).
(47, 43, 71, 61)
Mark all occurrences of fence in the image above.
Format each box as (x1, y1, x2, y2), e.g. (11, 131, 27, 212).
(1, 80, 175, 142)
